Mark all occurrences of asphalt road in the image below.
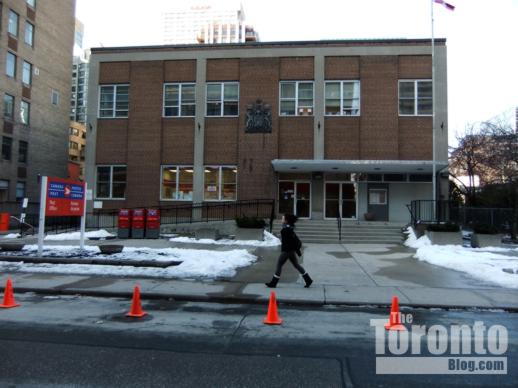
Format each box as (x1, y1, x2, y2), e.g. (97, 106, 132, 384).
(0, 294, 516, 387)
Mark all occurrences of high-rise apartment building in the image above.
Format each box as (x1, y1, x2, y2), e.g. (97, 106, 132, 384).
(163, 1, 258, 45)
(0, 0, 76, 211)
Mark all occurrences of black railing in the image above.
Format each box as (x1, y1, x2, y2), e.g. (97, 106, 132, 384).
(407, 200, 514, 233)
(337, 214, 342, 241)
(28, 199, 277, 234)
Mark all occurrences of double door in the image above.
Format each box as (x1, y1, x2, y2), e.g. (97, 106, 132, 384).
(278, 181, 311, 218)
(325, 182, 357, 219)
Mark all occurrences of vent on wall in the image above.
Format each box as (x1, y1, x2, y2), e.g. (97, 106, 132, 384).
(34, 67, 40, 76)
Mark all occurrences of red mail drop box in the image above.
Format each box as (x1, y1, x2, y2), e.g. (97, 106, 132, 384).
(146, 209, 160, 229)
(118, 209, 132, 229)
(132, 209, 145, 229)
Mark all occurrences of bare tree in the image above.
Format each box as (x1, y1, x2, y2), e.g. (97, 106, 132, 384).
(449, 124, 486, 206)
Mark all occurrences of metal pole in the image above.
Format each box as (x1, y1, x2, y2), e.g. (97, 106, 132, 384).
(431, 0, 437, 220)
(37, 176, 47, 256)
(80, 182, 87, 250)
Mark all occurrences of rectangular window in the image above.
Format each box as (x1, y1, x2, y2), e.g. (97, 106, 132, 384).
(161, 166, 194, 200)
(20, 101, 30, 124)
(16, 182, 26, 200)
(280, 81, 314, 116)
(99, 84, 129, 118)
(369, 189, 387, 205)
(26, 0, 36, 8)
(24, 22, 34, 46)
(51, 89, 60, 106)
(325, 81, 360, 116)
(3, 94, 14, 119)
(399, 80, 432, 116)
(409, 174, 433, 182)
(0, 180, 9, 202)
(163, 83, 195, 117)
(95, 165, 126, 199)
(18, 141, 28, 163)
(204, 166, 237, 201)
(22, 61, 32, 85)
(69, 141, 79, 150)
(2, 137, 13, 161)
(8, 10, 19, 37)
(206, 82, 239, 116)
(6, 52, 16, 78)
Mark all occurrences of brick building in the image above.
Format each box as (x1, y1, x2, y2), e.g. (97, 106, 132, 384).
(1, 0, 76, 211)
(86, 39, 448, 222)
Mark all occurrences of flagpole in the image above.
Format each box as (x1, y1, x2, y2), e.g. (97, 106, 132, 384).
(431, 0, 437, 220)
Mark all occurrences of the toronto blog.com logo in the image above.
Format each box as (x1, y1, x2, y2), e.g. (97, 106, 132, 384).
(371, 313, 508, 374)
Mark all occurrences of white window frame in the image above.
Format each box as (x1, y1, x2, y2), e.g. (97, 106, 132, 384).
(279, 81, 314, 116)
(205, 82, 239, 117)
(98, 84, 129, 118)
(398, 79, 433, 116)
(24, 22, 34, 47)
(22, 61, 32, 86)
(8, 10, 19, 37)
(95, 165, 127, 200)
(203, 165, 238, 201)
(20, 100, 30, 125)
(368, 188, 387, 205)
(160, 165, 194, 201)
(163, 83, 195, 118)
(6, 52, 16, 78)
(324, 80, 361, 116)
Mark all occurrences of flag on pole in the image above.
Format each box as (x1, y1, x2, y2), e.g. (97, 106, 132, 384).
(434, 0, 455, 11)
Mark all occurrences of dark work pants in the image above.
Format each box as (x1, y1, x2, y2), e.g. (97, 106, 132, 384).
(275, 251, 306, 277)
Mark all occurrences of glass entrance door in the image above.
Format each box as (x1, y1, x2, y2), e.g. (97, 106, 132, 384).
(325, 182, 356, 219)
(278, 181, 311, 218)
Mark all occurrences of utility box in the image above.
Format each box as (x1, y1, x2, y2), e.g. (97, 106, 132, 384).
(0, 213, 9, 232)
(117, 209, 132, 239)
(131, 209, 145, 239)
(145, 209, 161, 239)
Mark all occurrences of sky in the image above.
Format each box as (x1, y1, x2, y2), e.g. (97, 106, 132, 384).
(75, 0, 518, 145)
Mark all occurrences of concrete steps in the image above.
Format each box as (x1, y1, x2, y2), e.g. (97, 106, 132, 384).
(272, 220, 404, 244)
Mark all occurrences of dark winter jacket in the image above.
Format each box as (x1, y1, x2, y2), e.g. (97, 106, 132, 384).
(281, 225, 302, 255)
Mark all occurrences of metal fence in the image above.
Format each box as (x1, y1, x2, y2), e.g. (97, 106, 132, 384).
(10, 199, 276, 235)
(408, 200, 514, 232)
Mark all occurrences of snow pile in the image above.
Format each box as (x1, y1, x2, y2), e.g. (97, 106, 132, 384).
(170, 230, 281, 247)
(0, 244, 256, 279)
(1, 233, 20, 239)
(44, 229, 114, 241)
(405, 227, 518, 289)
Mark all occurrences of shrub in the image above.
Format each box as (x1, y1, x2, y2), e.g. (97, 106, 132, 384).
(235, 216, 266, 229)
(426, 223, 460, 232)
(472, 223, 498, 235)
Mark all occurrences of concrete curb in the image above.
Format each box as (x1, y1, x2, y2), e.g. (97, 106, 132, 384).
(7, 286, 518, 312)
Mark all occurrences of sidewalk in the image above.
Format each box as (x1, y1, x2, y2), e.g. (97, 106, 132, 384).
(1, 237, 517, 310)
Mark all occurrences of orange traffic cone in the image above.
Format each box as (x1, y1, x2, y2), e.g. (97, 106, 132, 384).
(263, 291, 282, 325)
(126, 285, 147, 318)
(384, 295, 406, 331)
(1, 278, 20, 309)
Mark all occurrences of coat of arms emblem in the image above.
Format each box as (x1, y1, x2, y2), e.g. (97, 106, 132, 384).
(245, 99, 272, 133)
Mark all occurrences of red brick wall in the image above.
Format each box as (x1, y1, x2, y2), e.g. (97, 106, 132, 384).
(96, 119, 128, 163)
(125, 61, 163, 207)
(204, 118, 239, 164)
(162, 118, 195, 164)
(238, 57, 280, 200)
(280, 57, 314, 80)
(398, 56, 432, 79)
(325, 117, 360, 159)
(325, 57, 360, 79)
(99, 62, 130, 83)
(399, 117, 433, 159)
(359, 56, 399, 159)
(206, 58, 240, 81)
(278, 117, 313, 159)
(164, 60, 196, 82)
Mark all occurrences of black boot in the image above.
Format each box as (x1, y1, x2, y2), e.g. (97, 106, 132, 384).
(302, 273, 313, 288)
(265, 275, 279, 288)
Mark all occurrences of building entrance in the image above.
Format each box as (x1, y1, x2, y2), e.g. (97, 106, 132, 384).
(278, 181, 311, 218)
(324, 182, 357, 219)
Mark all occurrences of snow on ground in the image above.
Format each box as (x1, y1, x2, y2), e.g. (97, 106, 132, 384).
(0, 244, 257, 279)
(1, 233, 21, 239)
(44, 229, 115, 241)
(170, 230, 280, 247)
(404, 227, 518, 289)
